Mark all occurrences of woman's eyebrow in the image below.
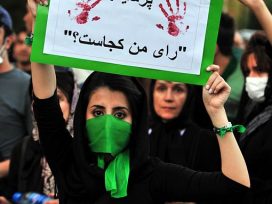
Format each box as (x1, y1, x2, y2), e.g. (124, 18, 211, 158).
(113, 106, 129, 111)
(173, 84, 185, 87)
(90, 105, 105, 109)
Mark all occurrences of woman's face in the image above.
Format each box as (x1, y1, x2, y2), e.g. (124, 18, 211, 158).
(246, 53, 269, 77)
(57, 88, 70, 122)
(153, 80, 188, 121)
(86, 87, 132, 124)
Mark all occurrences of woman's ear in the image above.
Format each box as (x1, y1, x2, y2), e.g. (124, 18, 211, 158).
(4, 34, 15, 50)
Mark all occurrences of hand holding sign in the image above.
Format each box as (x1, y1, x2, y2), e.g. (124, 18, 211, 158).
(203, 65, 231, 115)
(27, 0, 40, 17)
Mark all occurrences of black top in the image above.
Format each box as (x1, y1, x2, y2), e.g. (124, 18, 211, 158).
(33, 73, 248, 204)
(235, 63, 272, 203)
(5, 137, 43, 199)
(148, 81, 221, 172)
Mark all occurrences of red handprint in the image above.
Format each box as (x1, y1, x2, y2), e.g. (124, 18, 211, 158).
(156, 0, 188, 37)
(68, 0, 102, 24)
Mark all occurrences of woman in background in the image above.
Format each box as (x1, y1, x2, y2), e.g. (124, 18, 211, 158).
(0, 68, 79, 204)
(236, 31, 272, 204)
(148, 80, 220, 172)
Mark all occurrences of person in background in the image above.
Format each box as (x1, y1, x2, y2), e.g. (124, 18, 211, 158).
(234, 1, 272, 203)
(235, 31, 272, 204)
(0, 5, 32, 194)
(148, 80, 220, 173)
(12, 28, 31, 74)
(234, 31, 246, 50)
(0, 67, 79, 204)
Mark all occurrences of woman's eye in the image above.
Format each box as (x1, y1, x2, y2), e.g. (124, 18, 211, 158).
(114, 111, 126, 119)
(156, 86, 166, 92)
(173, 87, 185, 93)
(92, 110, 104, 117)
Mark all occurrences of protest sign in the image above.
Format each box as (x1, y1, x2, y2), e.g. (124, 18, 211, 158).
(32, 0, 223, 85)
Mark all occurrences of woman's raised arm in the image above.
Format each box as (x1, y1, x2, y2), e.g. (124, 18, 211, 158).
(28, 0, 56, 99)
(239, 0, 272, 44)
(203, 65, 250, 188)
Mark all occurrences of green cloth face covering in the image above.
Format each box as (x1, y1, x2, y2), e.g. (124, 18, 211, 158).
(86, 115, 131, 198)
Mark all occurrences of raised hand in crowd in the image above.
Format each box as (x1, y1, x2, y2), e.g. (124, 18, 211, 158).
(203, 65, 250, 187)
(238, 0, 272, 44)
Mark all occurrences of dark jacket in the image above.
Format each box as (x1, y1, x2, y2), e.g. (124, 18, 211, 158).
(236, 81, 272, 203)
(33, 72, 248, 204)
(6, 137, 44, 198)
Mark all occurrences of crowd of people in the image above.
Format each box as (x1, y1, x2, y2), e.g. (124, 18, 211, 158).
(0, 0, 271, 203)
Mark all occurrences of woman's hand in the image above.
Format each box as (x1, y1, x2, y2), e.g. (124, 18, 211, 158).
(27, 0, 48, 17)
(44, 199, 59, 204)
(238, 0, 272, 44)
(239, 0, 265, 12)
(238, 0, 264, 9)
(0, 196, 11, 204)
(203, 65, 231, 115)
(238, 0, 257, 7)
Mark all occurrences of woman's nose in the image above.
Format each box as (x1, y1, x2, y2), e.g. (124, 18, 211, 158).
(164, 89, 174, 101)
(248, 70, 258, 77)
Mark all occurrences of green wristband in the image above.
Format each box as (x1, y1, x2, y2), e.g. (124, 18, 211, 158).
(25, 33, 34, 46)
(213, 122, 246, 138)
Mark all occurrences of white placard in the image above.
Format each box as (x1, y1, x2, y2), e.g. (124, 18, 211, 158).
(44, 0, 210, 75)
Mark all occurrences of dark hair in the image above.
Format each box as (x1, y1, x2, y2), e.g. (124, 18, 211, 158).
(82, 72, 143, 128)
(15, 26, 27, 35)
(217, 13, 235, 56)
(55, 67, 75, 104)
(241, 31, 272, 76)
(0, 23, 12, 39)
(237, 32, 272, 122)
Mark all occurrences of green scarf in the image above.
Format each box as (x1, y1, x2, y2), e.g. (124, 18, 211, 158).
(98, 150, 130, 198)
(86, 115, 131, 198)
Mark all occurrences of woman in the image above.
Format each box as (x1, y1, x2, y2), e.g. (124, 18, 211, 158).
(0, 68, 79, 204)
(32, 69, 250, 203)
(236, 32, 272, 203)
(29, 1, 250, 203)
(149, 81, 220, 172)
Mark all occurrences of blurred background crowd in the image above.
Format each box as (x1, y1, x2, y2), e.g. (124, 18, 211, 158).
(0, 0, 272, 204)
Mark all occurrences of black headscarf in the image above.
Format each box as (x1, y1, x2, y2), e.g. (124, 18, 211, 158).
(148, 80, 195, 164)
(72, 72, 153, 201)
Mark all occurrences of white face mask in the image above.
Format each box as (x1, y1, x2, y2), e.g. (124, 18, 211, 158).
(245, 77, 268, 102)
